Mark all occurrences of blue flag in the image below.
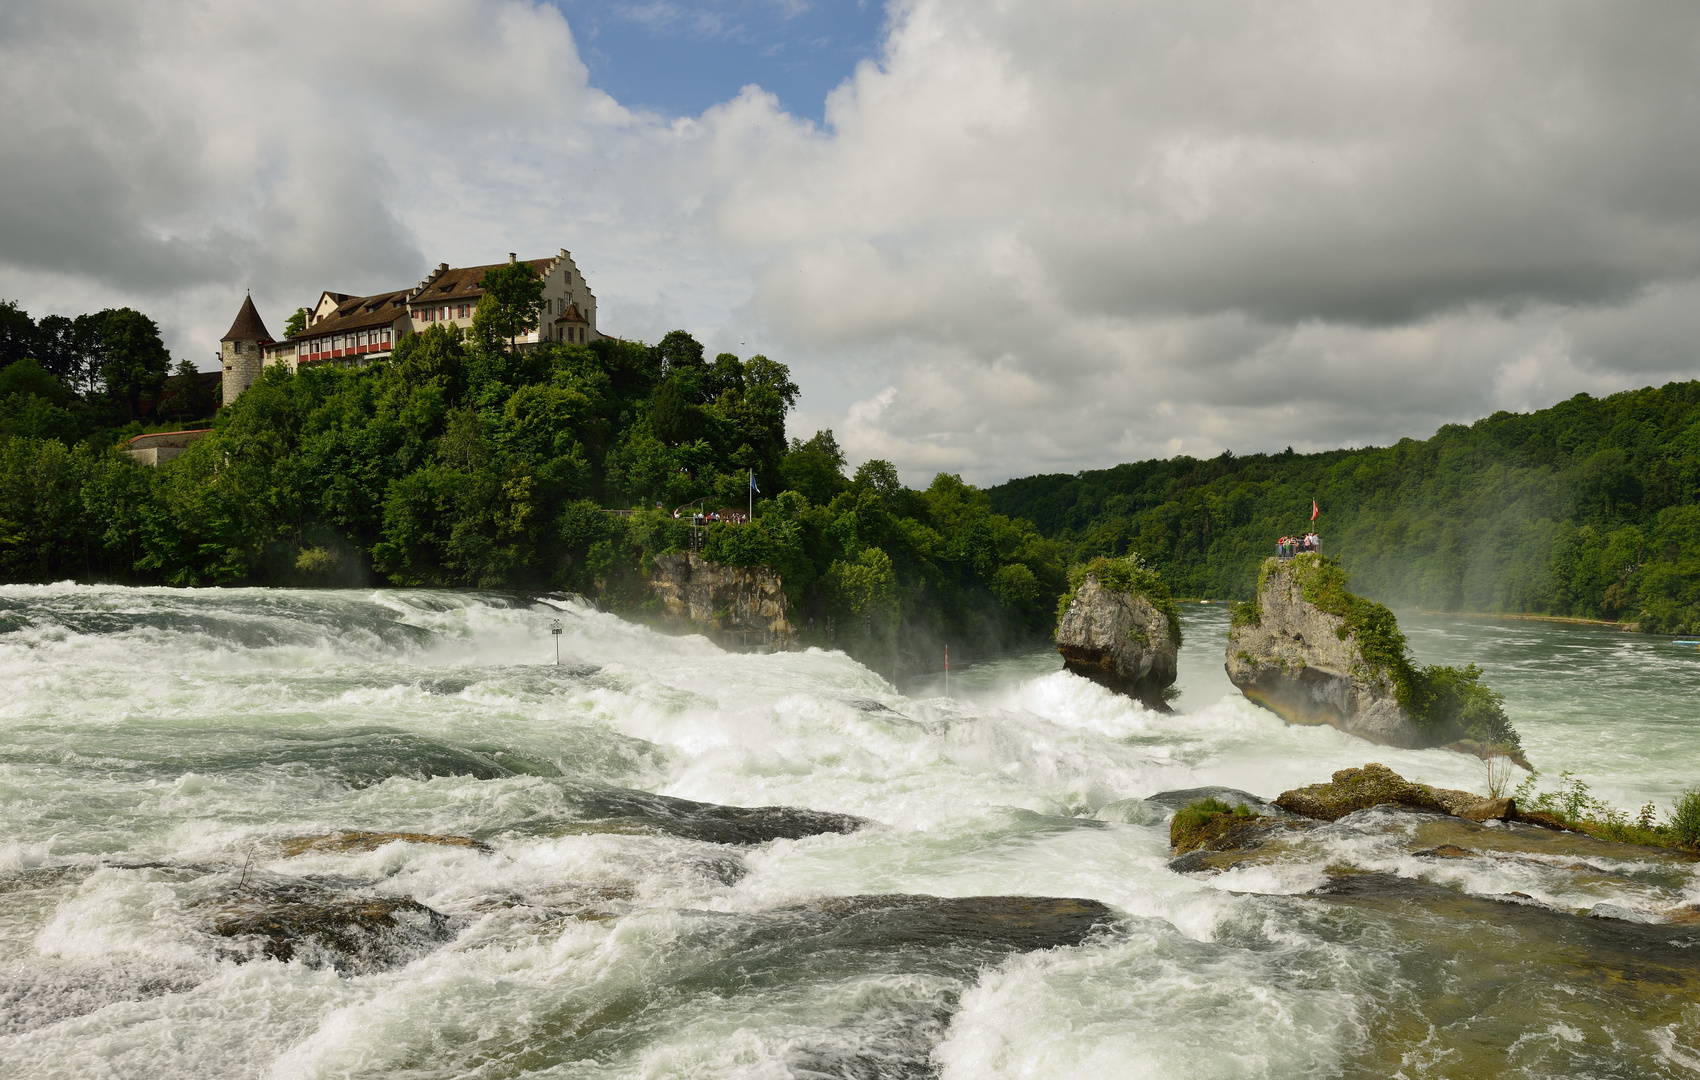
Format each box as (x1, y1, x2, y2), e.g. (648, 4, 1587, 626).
(749, 469, 759, 493)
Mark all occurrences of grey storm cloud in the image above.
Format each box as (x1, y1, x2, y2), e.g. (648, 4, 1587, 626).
(0, 0, 1696, 484)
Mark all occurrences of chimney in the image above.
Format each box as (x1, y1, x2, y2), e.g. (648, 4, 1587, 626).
(438, 263, 448, 272)
(508, 253, 516, 265)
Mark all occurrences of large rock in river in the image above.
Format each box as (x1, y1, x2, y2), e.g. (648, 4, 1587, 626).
(1056, 563, 1179, 710)
(1225, 555, 1422, 748)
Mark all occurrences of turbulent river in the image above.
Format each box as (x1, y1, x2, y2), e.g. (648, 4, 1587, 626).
(1, 585, 1697, 1078)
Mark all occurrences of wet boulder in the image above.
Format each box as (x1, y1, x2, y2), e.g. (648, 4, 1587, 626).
(1055, 562, 1179, 710)
(1274, 763, 1451, 821)
(195, 874, 454, 972)
(1143, 786, 1293, 818)
(504, 784, 871, 847)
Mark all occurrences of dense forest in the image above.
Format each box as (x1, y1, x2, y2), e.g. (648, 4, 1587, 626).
(0, 293, 1061, 676)
(987, 382, 1700, 634)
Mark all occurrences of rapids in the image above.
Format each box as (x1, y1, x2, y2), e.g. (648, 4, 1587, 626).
(0, 585, 1696, 1077)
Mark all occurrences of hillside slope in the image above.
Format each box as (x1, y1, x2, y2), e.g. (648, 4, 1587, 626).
(987, 382, 1700, 633)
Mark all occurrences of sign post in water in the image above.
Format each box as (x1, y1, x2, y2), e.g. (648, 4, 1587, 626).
(551, 619, 563, 665)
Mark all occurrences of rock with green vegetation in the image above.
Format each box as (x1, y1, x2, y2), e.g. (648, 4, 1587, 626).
(1055, 555, 1181, 710)
(1227, 554, 1525, 763)
(1169, 797, 1260, 853)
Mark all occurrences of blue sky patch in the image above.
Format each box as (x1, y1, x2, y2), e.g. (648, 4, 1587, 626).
(555, 0, 888, 122)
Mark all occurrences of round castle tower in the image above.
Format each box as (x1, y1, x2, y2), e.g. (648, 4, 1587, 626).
(220, 293, 274, 406)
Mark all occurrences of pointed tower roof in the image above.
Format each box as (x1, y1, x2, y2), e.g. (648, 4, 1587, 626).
(221, 293, 274, 343)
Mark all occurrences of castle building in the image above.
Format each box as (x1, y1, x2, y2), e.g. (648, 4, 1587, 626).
(220, 293, 275, 406)
(218, 249, 601, 404)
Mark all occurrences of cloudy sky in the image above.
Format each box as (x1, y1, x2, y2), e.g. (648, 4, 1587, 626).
(2, 0, 1698, 485)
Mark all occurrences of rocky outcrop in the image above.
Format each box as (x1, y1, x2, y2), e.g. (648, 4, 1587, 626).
(1055, 572, 1179, 710)
(1226, 556, 1422, 748)
(647, 551, 796, 649)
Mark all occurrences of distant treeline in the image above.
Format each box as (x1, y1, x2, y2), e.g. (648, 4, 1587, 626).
(0, 293, 1059, 676)
(986, 382, 1700, 634)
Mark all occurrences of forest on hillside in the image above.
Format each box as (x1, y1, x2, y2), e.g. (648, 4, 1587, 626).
(0, 293, 1060, 677)
(986, 382, 1700, 635)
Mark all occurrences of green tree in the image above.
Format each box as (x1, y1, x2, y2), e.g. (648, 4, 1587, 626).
(781, 429, 849, 505)
(95, 308, 172, 418)
(655, 330, 706, 377)
(0, 359, 70, 406)
(285, 307, 309, 338)
(157, 361, 214, 423)
(33, 313, 102, 394)
(0, 300, 36, 367)
(472, 262, 545, 352)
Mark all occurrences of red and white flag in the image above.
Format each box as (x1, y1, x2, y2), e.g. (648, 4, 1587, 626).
(1310, 500, 1319, 521)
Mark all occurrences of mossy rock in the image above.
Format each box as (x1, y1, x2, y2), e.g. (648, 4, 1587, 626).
(1169, 797, 1259, 853)
(1273, 763, 1448, 821)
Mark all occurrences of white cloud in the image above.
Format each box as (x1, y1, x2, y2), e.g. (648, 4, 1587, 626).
(1, 0, 1697, 484)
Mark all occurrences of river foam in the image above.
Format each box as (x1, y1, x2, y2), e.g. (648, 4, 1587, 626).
(1, 585, 1697, 1077)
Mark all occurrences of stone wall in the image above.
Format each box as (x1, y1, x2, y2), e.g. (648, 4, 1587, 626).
(647, 552, 796, 649)
(122, 428, 212, 467)
(222, 339, 263, 406)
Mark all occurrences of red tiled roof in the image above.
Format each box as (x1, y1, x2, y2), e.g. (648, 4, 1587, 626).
(288, 291, 411, 341)
(413, 258, 553, 303)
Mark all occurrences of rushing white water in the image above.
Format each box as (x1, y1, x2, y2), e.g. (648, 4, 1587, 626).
(0, 585, 1696, 1078)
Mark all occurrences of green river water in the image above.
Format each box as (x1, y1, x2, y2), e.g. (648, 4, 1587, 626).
(0, 586, 1695, 1077)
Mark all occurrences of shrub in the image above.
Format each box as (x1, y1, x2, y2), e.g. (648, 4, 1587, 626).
(1416, 663, 1521, 752)
(1228, 597, 1261, 628)
(1672, 788, 1700, 847)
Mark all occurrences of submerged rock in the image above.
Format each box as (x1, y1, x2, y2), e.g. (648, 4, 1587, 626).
(500, 784, 871, 847)
(1170, 792, 1700, 922)
(195, 874, 454, 972)
(1055, 558, 1180, 710)
(761, 894, 1115, 952)
(1143, 787, 1292, 817)
(280, 831, 491, 857)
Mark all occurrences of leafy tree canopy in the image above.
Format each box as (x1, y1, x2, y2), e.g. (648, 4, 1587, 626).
(988, 381, 1700, 635)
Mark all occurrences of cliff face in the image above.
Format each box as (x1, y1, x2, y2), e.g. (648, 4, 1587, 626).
(1056, 573, 1179, 710)
(1225, 557, 1421, 748)
(647, 552, 796, 649)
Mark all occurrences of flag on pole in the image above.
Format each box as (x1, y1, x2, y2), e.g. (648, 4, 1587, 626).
(749, 469, 758, 492)
(1311, 499, 1319, 521)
